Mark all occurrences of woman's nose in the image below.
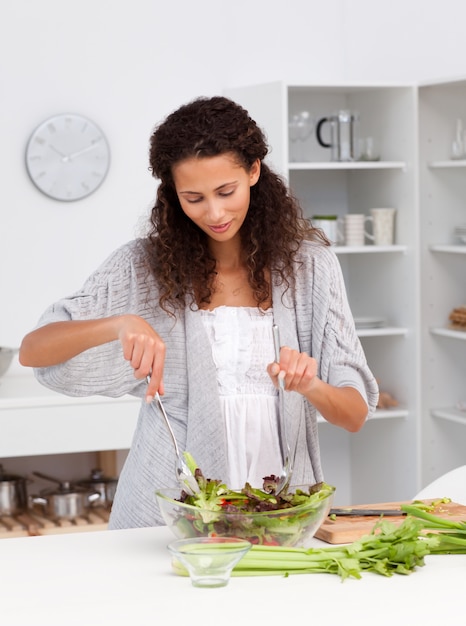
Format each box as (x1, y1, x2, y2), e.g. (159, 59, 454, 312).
(206, 198, 226, 222)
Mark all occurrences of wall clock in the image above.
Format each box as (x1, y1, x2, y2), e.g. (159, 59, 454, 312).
(25, 113, 110, 202)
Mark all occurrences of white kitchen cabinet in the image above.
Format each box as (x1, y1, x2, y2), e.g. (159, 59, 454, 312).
(224, 82, 420, 505)
(0, 371, 139, 458)
(418, 78, 466, 487)
(0, 370, 137, 536)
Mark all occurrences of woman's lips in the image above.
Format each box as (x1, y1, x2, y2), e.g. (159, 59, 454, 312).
(208, 221, 231, 234)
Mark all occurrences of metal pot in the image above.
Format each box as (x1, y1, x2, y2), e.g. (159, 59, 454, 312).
(30, 471, 100, 520)
(0, 464, 29, 516)
(74, 468, 118, 508)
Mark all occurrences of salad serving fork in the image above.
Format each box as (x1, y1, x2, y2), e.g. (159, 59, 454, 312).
(146, 377, 199, 496)
(272, 324, 293, 495)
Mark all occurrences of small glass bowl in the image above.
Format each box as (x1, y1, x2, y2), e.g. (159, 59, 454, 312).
(167, 536, 252, 588)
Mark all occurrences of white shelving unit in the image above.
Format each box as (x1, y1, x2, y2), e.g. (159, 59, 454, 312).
(419, 77, 466, 486)
(225, 81, 420, 505)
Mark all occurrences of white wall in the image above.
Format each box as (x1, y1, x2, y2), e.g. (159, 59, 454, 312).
(2, 0, 466, 351)
(343, 0, 466, 83)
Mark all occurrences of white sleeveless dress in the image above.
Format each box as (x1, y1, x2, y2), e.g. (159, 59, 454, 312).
(200, 306, 282, 489)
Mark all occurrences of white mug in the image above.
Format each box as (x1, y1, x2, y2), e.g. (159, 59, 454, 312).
(343, 214, 371, 246)
(366, 208, 396, 246)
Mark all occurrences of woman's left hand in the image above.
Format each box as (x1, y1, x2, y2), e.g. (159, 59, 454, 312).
(267, 346, 318, 396)
(267, 345, 368, 432)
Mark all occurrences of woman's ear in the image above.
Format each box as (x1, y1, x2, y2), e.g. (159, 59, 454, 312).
(249, 159, 261, 187)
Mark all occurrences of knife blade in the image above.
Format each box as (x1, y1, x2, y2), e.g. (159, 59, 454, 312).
(329, 508, 407, 517)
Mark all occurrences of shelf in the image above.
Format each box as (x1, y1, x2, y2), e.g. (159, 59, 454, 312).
(372, 408, 409, 420)
(429, 244, 466, 254)
(428, 159, 466, 169)
(288, 161, 407, 171)
(317, 407, 408, 424)
(430, 327, 466, 340)
(431, 407, 466, 425)
(356, 327, 408, 338)
(334, 245, 407, 255)
(0, 507, 110, 539)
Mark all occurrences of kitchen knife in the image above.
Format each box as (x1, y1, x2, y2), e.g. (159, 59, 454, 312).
(329, 508, 407, 517)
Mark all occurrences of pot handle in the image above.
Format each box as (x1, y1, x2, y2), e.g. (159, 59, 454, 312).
(32, 471, 63, 486)
(88, 492, 101, 505)
(29, 495, 48, 507)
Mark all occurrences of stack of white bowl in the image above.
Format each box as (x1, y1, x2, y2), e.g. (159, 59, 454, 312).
(454, 224, 466, 244)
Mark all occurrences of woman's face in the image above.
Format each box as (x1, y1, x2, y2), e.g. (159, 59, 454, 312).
(172, 153, 260, 244)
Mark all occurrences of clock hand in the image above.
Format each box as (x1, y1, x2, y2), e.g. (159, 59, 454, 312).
(49, 145, 68, 160)
(67, 139, 103, 161)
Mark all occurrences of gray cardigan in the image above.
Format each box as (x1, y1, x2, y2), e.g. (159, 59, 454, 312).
(34, 238, 379, 529)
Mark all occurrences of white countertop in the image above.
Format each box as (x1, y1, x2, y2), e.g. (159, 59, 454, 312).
(0, 525, 464, 626)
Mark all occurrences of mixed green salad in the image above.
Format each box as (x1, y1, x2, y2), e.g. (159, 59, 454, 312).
(161, 453, 335, 546)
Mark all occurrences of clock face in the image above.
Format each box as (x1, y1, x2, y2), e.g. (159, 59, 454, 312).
(25, 113, 110, 201)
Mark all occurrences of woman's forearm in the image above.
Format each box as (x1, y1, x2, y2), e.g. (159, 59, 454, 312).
(305, 379, 368, 432)
(19, 317, 123, 367)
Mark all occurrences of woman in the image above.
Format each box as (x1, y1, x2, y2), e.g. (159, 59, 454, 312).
(19, 96, 378, 529)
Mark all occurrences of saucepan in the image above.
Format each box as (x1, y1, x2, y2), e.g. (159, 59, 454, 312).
(73, 468, 118, 508)
(30, 471, 100, 520)
(0, 464, 29, 516)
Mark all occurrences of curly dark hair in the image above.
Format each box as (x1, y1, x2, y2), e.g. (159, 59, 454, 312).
(146, 95, 327, 313)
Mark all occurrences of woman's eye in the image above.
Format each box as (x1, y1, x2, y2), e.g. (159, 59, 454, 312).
(219, 189, 234, 198)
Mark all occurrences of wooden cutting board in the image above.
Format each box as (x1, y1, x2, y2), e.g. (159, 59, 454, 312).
(315, 499, 466, 544)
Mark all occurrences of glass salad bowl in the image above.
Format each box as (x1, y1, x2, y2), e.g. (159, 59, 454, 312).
(155, 481, 335, 548)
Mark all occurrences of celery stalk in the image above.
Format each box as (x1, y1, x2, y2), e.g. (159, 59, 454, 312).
(230, 509, 466, 580)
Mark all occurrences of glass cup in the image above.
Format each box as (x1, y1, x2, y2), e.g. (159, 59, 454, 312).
(288, 111, 314, 162)
(358, 137, 380, 161)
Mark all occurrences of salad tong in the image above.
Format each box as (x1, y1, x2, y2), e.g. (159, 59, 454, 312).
(146, 377, 199, 496)
(272, 324, 293, 495)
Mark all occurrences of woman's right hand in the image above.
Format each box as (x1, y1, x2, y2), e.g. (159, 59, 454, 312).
(117, 314, 166, 400)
